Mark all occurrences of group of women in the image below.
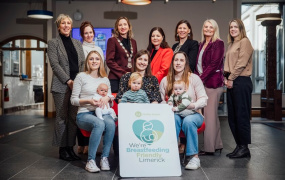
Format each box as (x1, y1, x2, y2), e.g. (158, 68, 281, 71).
(47, 14, 253, 173)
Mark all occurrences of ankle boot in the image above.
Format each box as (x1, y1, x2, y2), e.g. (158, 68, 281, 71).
(229, 145, 250, 158)
(226, 145, 240, 157)
(59, 147, 75, 161)
(66, 146, 81, 160)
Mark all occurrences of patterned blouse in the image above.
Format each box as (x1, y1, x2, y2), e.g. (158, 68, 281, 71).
(115, 72, 162, 103)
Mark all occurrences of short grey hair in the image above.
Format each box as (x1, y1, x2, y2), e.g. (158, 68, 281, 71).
(55, 14, 73, 30)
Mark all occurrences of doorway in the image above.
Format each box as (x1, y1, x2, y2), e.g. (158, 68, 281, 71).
(0, 36, 48, 116)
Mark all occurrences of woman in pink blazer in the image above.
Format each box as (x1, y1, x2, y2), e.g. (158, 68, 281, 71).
(195, 19, 224, 155)
(147, 27, 173, 83)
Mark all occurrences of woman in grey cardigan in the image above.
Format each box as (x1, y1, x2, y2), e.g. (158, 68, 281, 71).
(47, 14, 85, 161)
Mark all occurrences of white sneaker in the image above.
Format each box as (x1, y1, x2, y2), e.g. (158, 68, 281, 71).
(85, 159, 100, 173)
(185, 157, 201, 170)
(100, 157, 110, 171)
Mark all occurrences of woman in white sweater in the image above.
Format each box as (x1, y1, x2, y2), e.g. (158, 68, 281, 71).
(80, 21, 104, 59)
(75, 21, 105, 155)
(71, 50, 115, 173)
(160, 51, 208, 170)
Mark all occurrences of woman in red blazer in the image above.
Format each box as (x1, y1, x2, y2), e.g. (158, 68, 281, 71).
(147, 27, 173, 83)
(195, 19, 224, 155)
(106, 17, 137, 92)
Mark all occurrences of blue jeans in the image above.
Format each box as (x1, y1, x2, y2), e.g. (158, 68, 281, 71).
(76, 111, 115, 161)
(175, 113, 204, 156)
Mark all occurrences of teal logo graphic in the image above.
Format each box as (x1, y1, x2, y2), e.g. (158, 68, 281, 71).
(132, 120, 164, 145)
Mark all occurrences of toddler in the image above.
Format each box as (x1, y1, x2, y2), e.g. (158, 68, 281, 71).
(168, 80, 195, 117)
(93, 83, 117, 120)
(120, 72, 150, 103)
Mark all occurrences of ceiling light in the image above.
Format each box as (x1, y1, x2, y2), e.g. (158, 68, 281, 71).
(27, 10, 53, 19)
(121, 0, 152, 5)
(256, 13, 281, 21)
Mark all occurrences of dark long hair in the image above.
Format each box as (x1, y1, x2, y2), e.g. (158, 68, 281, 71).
(166, 51, 191, 97)
(147, 27, 170, 52)
(174, 20, 193, 41)
(132, 49, 152, 77)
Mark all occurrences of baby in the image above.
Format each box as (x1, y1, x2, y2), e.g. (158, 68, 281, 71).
(93, 83, 117, 120)
(120, 72, 150, 103)
(168, 80, 195, 117)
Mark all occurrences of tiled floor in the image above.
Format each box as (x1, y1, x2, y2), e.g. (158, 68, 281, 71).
(0, 110, 285, 180)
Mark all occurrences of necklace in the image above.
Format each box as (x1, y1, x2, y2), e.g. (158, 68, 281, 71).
(116, 38, 133, 68)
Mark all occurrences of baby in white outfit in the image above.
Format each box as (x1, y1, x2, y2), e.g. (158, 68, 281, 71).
(93, 83, 117, 120)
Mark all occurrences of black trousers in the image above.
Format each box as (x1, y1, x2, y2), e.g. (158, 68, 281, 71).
(227, 76, 252, 145)
(110, 79, 120, 93)
(77, 128, 89, 146)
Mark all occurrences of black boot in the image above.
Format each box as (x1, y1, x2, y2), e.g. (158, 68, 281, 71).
(226, 145, 240, 157)
(229, 145, 250, 158)
(59, 147, 75, 161)
(66, 146, 81, 160)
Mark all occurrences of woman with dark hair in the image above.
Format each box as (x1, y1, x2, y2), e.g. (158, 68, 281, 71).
(160, 51, 208, 170)
(147, 27, 173, 83)
(106, 16, 137, 93)
(47, 14, 85, 161)
(116, 49, 162, 104)
(172, 20, 198, 72)
(196, 19, 224, 156)
(80, 21, 104, 60)
(224, 19, 253, 158)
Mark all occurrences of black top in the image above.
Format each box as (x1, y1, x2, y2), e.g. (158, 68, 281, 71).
(60, 33, 79, 81)
(172, 39, 199, 72)
(150, 49, 158, 61)
(116, 72, 162, 103)
(121, 37, 131, 53)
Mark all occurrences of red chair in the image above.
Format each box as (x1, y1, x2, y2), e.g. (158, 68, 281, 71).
(80, 93, 118, 137)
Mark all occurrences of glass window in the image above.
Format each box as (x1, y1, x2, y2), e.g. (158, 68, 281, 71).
(242, 3, 283, 93)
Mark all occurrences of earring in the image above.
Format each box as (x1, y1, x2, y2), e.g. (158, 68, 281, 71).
(188, 33, 190, 37)
(177, 34, 179, 37)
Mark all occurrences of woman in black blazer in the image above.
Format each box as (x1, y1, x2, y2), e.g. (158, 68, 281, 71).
(47, 14, 85, 161)
(172, 20, 198, 72)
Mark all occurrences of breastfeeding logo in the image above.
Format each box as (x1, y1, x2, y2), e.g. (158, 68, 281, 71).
(132, 120, 164, 145)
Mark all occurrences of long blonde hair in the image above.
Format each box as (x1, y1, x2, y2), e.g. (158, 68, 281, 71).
(85, 51, 107, 78)
(201, 19, 220, 43)
(166, 51, 191, 97)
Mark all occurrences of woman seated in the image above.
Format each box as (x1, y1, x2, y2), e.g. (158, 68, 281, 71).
(71, 50, 115, 173)
(116, 49, 162, 104)
(160, 51, 208, 170)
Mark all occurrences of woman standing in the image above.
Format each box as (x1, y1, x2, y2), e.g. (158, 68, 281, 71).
(224, 19, 253, 158)
(160, 52, 208, 170)
(80, 21, 104, 60)
(71, 51, 115, 172)
(116, 49, 162, 104)
(147, 27, 173, 83)
(196, 19, 224, 155)
(47, 14, 85, 161)
(172, 20, 198, 72)
(106, 16, 137, 93)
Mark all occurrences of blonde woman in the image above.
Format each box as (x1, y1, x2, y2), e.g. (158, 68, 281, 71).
(195, 19, 224, 155)
(224, 19, 253, 158)
(71, 51, 115, 172)
(47, 14, 85, 161)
